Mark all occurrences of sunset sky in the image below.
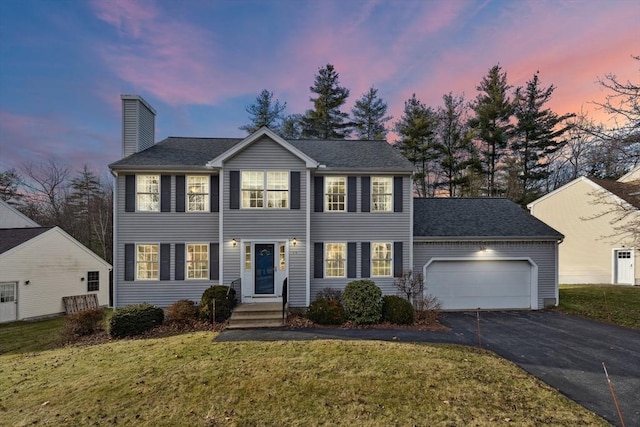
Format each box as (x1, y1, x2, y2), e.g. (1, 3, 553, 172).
(0, 0, 638, 175)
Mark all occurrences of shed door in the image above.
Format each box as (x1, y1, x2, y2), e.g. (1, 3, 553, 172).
(0, 282, 17, 323)
(425, 260, 532, 310)
(614, 250, 633, 284)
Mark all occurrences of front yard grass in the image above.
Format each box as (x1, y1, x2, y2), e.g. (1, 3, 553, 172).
(0, 316, 65, 354)
(557, 284, 640, 329)
(0, 332, 606, 426)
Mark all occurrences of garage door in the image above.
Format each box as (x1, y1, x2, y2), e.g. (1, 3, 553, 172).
(424, 260, 532, 310)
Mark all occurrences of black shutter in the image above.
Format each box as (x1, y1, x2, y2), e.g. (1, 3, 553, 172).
(361, 242, 370, 278)
(314, 176, 324, 212)
(361, 176, 370, 213)
(210, 175, 219, 212)
(160, 244, 170, 280)
(394, 176, 403, 212)
(314, 242, 324, 278)
(161, 175, 171, 212)
(394, 241, 403, 277)
(210, 243, 219, 280)
(230, 171, 240, 209)
(347, 242, 357, 278)
(290, 171, 300, 210)
(125, 175, 135, 212)
(124, 244, 135, 281)
(175, 244, 185, 280)
(176, 175, 185, 212)
(348, 176, 357, 212)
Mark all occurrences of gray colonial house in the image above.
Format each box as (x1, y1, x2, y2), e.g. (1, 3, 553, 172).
(109, 95, 563, 314)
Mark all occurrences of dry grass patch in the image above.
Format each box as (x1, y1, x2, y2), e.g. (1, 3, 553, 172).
(1, 332, 606, 426)
(557, 284, 640, 329)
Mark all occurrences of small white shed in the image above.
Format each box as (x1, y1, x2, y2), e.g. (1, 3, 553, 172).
(0, 226, 112, 323)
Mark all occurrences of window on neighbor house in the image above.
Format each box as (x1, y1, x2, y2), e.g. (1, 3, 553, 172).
(136, 175, 160, 212)
(325, 177, 346, 211)
(136, 244, 159, 280)
(325, 243, 346, 277)
(187, 176, 209, 212)
(0, 283, 15, 303)
(372, 177, 393, 212)
(241, 171, 288, 208)
(371, 242, 392, 277)
(187, 243, 209, 279)
(87, 271, 99, 292)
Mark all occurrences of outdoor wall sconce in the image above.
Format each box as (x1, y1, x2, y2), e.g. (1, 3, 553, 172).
(81, 277, 85, 281)
(291, 237, 298, 247)
(25, 280, 31, 285)
(231, 238, 237, 247)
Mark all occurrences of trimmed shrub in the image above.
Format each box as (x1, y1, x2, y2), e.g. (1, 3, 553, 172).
(200, 286, 236, 322)
(316, 287, 342, 303)
(166, 299, 199, 324)
(342, 279, 383, 325)
(64, 308, 105, 337)
(382, 295, 415, 325)
(307, 298, 345, 325)
(108, 304, 164, 338)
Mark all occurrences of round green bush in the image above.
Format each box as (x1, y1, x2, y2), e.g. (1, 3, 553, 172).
(200, 286, 236, 322)
(342, 279, 383, 325)
(382, 295, 415, 325)
(166, 299, 199, 323)
(307, 298, 345, 325)
(108, 304, 164, 338)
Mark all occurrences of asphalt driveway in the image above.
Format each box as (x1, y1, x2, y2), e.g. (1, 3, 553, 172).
(216, 311, 640, 426)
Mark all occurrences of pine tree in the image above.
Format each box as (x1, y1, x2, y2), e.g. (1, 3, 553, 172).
(351, 87, 392, 140)
(0, 168, 23, 205)
(301, 64, 351, 139)
(280, 114, 303, 139)
(239, 89, 287, 134)
(469, 64, 514, 196)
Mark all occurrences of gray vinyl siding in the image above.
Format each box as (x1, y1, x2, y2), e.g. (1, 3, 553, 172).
(122, 97, 155, 157)
(413, 241, 558, 309)
(310, 174, 412, 300)
(115, 174, 219, 307)
(223, 137, 308, 307)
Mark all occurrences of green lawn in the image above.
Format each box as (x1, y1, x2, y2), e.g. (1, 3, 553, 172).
(0, 331, 606, 426)
(557, 284, 640, 329)
(0, 316, 65, 354)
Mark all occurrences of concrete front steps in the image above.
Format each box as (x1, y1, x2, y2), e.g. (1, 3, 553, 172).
(227, 302, 286, 329)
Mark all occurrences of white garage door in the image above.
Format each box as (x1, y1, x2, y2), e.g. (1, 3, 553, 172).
(424, 260, 532, 310)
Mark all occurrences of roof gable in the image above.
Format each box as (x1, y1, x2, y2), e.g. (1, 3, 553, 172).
(0, 200, 39, 228)
(617, 166, 640, 183)
(0, 227, 52, 254)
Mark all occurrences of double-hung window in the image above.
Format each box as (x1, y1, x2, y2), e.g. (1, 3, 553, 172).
(136, 244, 159, 280)
(325, 243, 346, 277)
(241, 171, 288, 208)
(137, 175, 160, 212)
(371, 242, 392, 277)
(372, 177, 393, 212)
(187, 176, 209, 212)
(87, 271, 99, 291)
(187, 243, 209, 279)
(325, 177, 346, 211)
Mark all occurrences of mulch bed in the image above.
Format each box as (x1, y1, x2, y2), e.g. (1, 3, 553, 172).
(285, 313, 448, 331)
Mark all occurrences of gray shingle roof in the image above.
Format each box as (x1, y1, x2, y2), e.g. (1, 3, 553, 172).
(413, 198, 563, 240)
(109, 137, 413, 170)
(0, 227, 53, 254)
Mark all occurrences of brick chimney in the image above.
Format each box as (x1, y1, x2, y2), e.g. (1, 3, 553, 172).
(121, 94, 156, 157)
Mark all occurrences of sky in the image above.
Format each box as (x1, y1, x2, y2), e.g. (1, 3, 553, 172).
(0, 0, 638, 176)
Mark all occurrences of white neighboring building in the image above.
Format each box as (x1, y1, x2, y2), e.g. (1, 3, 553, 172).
(0, 200, 39, 228)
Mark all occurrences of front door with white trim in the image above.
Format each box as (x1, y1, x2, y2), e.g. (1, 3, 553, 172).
(0, 282, 17, 323)
(241, 241, 287, 303)
(614, 250, 634, 284)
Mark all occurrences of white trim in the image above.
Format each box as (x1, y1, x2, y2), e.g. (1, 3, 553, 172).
(324, 176, 347, 213)
(135, 242, 161, 281)
(113, 174, 118, 307)
(0, 200, 39, 227)
(219, 171, 224, 286)
(370, 241, 393, 278)
(239, 169, 290, 209)
(324, 242, 348, 278)
(409, 183, 414, 273)
(305, 169, 311, 306)
(370, 176, 394, 213)
(185, 242, 210, 280)
(422, 257, 539, 310)
(206, 127, 319, 168)
(240, 239, 287, 303)
(555, 241, 560, 305)
(135, 174, 161, 213)
(185, 175, 210, 213)
(611, 247, 636, 285)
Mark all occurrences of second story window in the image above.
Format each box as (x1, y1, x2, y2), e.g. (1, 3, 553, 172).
(187, 176, 209, 212)
(137, 175, 159, 212)
(372, 177, 393, 212)
(241, 171, 289, 209)
(325, 177, 346, 211)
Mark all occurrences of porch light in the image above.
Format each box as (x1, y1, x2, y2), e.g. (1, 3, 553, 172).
(231, 238, 237, 247)
(479, 245, 487, 252)
(291, 237, 297, 247)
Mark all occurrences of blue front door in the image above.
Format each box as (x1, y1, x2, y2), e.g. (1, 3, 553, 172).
(255, 244, 275, 294)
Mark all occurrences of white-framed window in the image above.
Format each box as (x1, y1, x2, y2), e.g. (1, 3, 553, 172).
(371, 242, 392, 277)
(325, 177, 346, 211)
(136, 244, 159, 280)
(325, 243, 346, 277)
(372, 177, 393, 212)
(187, 243, 209, 279)
(187, 176, 209, 212)
(245, 244, 252, 271)
(279, 243, 286, 270)
(137, 175, 160, 212)
(0, 283, 15, 303)
(87, 271, 99, 292)
(241, 171, 289, 208)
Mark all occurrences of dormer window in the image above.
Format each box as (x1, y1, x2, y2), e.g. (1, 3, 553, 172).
(241, 171, 289, 209)
(136, 175, 160, 212)
(325, 177, 346, 211)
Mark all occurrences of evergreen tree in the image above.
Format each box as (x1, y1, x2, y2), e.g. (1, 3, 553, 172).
(280, 114, 303, 139)
(394, 94, 440, 197)
(351, 87, 392, 140)
(301, 64, 351, 139)
(511, 72, 574, 204)
(239, 89, 287, 134)
(0, 168, 23, 205)
(469, 64, 514, 196)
